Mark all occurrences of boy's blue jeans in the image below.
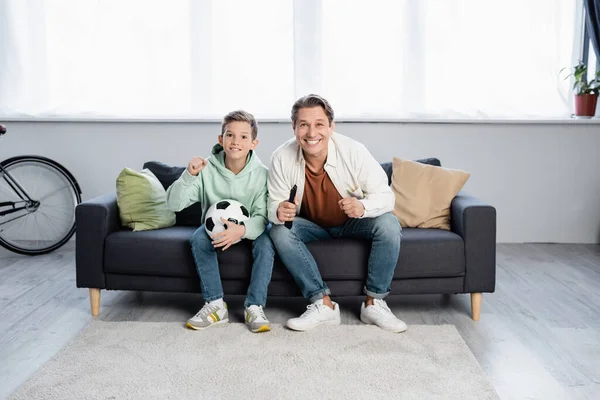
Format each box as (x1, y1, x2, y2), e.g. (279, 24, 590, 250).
(269, 213, 401, 302)
(189, 225, 275, 308)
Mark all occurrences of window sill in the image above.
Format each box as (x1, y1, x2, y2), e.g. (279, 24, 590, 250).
(2, 116, 600, 124)
(336, 117, 600, 125)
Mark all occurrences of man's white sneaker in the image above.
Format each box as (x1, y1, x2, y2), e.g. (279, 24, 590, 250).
(360, 299, 407, 333)
(245, 305, 271, 333)
(287, 299, 341, 331)
(186, 301, 229, 330)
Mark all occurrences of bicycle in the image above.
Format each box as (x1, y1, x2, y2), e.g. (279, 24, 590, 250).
(0, 124, 82, 255)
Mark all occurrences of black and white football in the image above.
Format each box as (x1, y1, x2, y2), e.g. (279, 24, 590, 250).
(204, 199, 250, 243)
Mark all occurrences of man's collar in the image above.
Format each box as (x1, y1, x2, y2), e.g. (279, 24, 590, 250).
(325, 135, 337, 168)
(295, 141, 304, 165)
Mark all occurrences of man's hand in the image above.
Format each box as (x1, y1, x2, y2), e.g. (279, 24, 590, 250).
(339, 197, 365, 218)
(187, 157, 207, 176)
(211, 218, 246, 251)
(277, 197, 298, 223)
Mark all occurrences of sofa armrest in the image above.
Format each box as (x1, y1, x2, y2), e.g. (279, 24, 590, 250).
(75, 193, 120, 289)
(451, 191, 496, 293)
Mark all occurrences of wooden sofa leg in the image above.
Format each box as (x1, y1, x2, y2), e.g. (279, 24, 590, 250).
(90, 288, 101, 316)
(471, 292, 482, 321)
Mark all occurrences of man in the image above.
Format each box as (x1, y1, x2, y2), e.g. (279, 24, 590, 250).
(268, 94, 406, 333)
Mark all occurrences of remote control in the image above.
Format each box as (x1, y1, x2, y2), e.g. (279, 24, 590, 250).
(285, 184, 297, 229)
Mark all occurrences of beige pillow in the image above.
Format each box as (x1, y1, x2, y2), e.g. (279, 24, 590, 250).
(391, 157, 470, 230)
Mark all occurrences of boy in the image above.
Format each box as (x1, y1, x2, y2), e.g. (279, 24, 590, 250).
(166, 110, 274, 333)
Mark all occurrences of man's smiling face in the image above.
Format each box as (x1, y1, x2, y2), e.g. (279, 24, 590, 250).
(293, 106, 334, 161)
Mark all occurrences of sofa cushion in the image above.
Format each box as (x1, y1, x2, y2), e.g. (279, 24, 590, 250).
(115, 168, 176, 231)
(391, 157, 470, 230)
(380, 158, 441, 186)
(104, 226, 464, 281)
(143, 161, 204, 226)
(291, 228, 465, 280)
(104, 227, 254, 279)
(393, 228, 465, 278)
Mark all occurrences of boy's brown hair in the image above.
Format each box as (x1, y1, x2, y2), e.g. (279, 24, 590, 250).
(221, 110, 258, 140)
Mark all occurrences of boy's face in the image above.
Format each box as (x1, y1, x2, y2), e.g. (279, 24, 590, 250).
(218, 121, 258, 162)
(293, 106, 334, 160)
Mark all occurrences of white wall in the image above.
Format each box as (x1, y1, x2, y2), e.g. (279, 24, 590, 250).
(1, 121, 599, 243)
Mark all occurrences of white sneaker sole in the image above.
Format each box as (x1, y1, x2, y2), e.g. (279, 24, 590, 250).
(186, 318, 229, 330)
(360, 315, 407, 333)
(286, 318, 341, 332)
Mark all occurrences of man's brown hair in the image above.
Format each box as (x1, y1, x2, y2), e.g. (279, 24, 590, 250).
(290, 94, 335, 128)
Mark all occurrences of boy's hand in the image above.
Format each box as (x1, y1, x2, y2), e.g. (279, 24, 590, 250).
(277, 197, 298, 223)
(339, 197, 365, 218)
(211, 218, 246, 251)
(187, 157, 207, 176)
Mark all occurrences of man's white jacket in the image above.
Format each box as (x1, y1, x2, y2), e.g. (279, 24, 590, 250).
(267, 132, 394, 225)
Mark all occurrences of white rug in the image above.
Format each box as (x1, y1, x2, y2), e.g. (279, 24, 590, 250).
(10, 321, 499, 400)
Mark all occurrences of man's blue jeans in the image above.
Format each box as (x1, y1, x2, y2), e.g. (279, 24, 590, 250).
(269, 213, 401, 302)
(189, 225, 275, 308)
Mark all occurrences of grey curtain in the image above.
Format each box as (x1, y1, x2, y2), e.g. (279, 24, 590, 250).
(585, 0, 600, 66)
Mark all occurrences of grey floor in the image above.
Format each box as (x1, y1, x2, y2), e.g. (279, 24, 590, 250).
(1, 241, 599, 400)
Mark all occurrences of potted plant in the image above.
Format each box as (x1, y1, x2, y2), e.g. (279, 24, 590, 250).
(562, 61, 600, 118)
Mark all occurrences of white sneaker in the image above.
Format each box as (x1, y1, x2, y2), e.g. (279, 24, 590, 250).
(360, 299, 407, 333)
(286, 299, 341, 331)
(186, 301, 229, 330)
(245, 305, 271, 333)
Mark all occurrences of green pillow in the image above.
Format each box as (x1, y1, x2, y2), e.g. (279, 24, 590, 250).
(116, 168, 176, 231)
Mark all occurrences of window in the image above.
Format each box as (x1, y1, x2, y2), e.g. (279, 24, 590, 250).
(583, 23, 599, 80)
(0, 0, 293, 119)
(0, 0, 582, 120)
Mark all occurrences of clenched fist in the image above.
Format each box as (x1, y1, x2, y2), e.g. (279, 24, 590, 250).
(187, 157, 207, 176)
(338, 197, 365, 218)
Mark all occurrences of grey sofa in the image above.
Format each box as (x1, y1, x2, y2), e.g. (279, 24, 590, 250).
(75, 158, 496, 320)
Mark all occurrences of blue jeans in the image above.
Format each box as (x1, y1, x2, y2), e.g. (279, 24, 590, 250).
(269, 213, 401, 302)
(189, 225, 275, 308)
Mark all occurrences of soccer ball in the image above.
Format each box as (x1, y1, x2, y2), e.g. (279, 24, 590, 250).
(204, 199, 250, 242)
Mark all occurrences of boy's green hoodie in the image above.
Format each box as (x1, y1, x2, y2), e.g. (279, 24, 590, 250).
(166, 144, 268, 240)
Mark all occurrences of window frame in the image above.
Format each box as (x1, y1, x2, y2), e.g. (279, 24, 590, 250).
(582, 5, 599, 77)
(1, 0, 596, 123)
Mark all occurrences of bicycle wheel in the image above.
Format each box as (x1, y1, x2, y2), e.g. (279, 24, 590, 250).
(0, 156, 81, 255)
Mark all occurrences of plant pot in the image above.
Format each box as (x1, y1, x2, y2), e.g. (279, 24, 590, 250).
(574, 94, 598, 118)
